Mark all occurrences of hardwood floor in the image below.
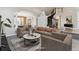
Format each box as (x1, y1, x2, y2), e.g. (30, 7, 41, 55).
(72, 39, 79, 51)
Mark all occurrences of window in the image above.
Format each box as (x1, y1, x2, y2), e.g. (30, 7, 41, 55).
(17, 16, 27, 26)
(77, 12, 79, 28)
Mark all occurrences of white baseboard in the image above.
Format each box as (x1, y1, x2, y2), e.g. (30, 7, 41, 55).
(6, 33, 16, 37)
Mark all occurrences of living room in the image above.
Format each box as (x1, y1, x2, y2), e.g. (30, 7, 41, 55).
(0, 7, 79, 51)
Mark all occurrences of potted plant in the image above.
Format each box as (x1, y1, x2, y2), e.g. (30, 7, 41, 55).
(0, 15, 11, 49)
(0, 15, 12, 36)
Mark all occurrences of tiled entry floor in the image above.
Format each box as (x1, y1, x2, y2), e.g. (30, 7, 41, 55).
(72, 39, 79, 51)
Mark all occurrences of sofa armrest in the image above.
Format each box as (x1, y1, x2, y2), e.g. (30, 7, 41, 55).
(63, 34, 72, 46)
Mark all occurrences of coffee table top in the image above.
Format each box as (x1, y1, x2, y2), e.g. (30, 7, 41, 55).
(23, 33, 41, 39)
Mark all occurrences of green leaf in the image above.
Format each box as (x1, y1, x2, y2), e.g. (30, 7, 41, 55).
(3, 23, 11, 28)
(0, 21, 4, 26)
(1, 21, 4, 24)
(6, 18, 11, 23)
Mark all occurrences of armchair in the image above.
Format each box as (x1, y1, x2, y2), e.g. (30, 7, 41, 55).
(16, 25, 28, 38)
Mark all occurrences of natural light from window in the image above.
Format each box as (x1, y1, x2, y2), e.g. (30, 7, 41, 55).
(77, 12, 79, 28)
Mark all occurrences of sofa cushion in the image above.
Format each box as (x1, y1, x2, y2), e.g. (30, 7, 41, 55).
(37, 27, 46, 31)
(51, 32, 67, 41)
(36, 27, 57, 32)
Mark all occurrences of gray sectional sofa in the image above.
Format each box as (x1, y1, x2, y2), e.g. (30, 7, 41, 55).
(36, 31, 72, 51)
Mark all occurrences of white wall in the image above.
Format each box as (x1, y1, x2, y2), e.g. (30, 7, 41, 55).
(37, 11, 47, 27)
(75, 8, 79, 28)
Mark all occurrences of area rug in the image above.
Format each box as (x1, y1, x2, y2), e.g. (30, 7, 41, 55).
(7, 35, 41, 51)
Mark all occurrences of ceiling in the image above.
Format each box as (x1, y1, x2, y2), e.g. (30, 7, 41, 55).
(0, 7, 64, 16)
(14, 7, 55, 15)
